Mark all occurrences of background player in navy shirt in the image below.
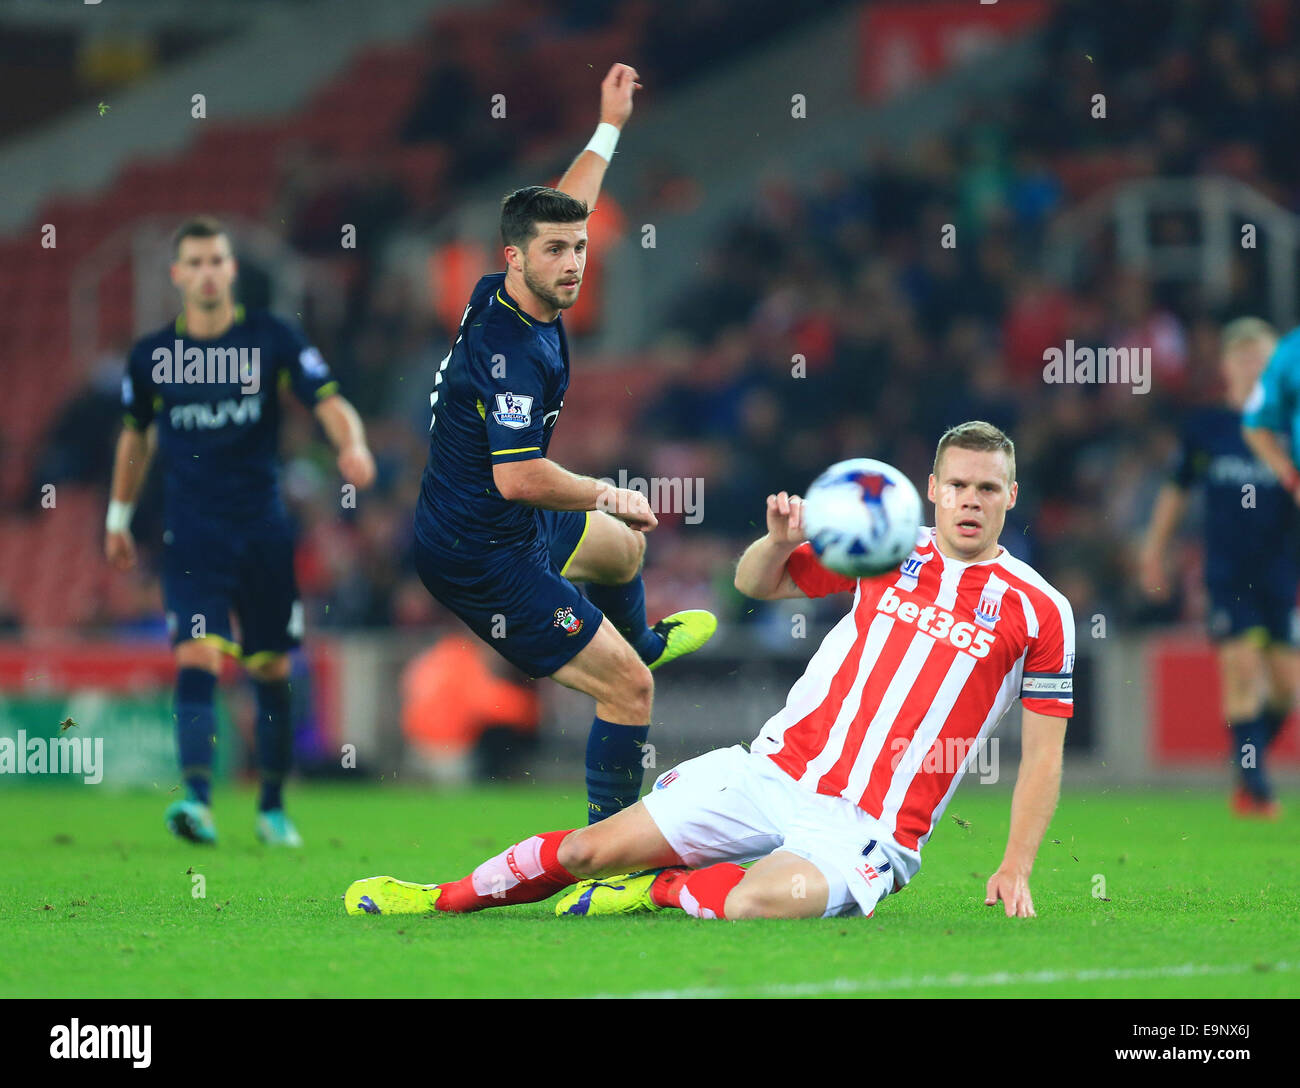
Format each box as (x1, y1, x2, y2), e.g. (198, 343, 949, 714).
(1140, 317, 1296, 818)
(106, 216, 376, 846)
(414, 64, 716, 825)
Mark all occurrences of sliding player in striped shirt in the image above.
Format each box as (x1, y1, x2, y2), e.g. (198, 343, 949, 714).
(345, 421, 1075, 921)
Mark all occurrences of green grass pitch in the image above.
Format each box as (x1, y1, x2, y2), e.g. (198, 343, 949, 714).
(2, 782, 1295, 998)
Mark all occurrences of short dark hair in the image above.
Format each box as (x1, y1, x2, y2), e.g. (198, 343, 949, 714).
(171, 215, 229, 259)
(933, 420, 1016, 483)
(500, 186, 588, 250)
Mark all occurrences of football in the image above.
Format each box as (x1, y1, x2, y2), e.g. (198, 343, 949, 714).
(803, 458, 923, 577)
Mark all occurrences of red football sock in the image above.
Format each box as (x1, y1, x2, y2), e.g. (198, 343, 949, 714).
(652, 863, 745, 919)
(436, 830, 576, 913)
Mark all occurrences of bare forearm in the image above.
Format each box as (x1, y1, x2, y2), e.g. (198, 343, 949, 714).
(557, 63, 638, 209)
(1243, 426, 1298, 487)
(495, 458, 609, 511)
(1142, 484, 1187, 553)
(556, 149, 610, 211)
(314, 394, 367, 454)
(735, 534, 799, 599)
(110, 427, 154, 504)
(999, 754, 1062, 875)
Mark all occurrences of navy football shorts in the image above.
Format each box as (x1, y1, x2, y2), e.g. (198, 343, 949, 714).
(1207, 561, 1300, 646)
(414, 508, 603, 679)
(161, 510, 303, 663)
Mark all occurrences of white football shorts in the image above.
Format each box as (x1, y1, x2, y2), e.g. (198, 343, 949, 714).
(641, 744, 908, 918)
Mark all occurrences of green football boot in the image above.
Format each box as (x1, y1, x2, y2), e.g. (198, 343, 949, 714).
(554, 869, 671, 916)
(164, 799, 218, 845)
(345, 876, 443, 916)
(256, 809, 304, 847)
(647, 610, 717, 672)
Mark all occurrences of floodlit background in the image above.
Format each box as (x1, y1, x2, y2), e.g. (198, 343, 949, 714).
(1, 0, 1298, 790)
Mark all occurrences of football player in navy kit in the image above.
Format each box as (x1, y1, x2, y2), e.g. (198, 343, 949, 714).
(107, 215, 375, 845)
(1140, 317, 1296, 817)
(412, 64, 716, 825)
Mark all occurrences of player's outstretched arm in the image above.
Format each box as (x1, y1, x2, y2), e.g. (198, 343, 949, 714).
(104, 424, 156, 571)
(493, 457, 657, 530)
(734, 492, 809, 600)
(985, 709, 1066, 918)
(314, 394, 375, 490)
(555, 63, 641, 211)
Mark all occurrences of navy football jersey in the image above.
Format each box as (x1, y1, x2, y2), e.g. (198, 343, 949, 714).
(1169, 405, 1296, 578)
(414, 273, 570, 552)
(121, 307, 338, 523)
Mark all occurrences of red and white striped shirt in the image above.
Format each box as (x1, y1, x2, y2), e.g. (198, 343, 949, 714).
(753, 528, 1075, 856)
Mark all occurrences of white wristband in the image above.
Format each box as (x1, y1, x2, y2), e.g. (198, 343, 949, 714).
(106, 500, 135, 534)
(584, 122, 620, 163)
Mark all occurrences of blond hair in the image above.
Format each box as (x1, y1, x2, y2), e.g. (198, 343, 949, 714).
(933, 420, 1016, 483)
(1221, 316, 1277, 351)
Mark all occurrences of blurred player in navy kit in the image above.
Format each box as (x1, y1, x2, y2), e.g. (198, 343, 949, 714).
(413, 64, 716, 826)
(106, 216, 375, 845)
(1140, 317, 1296, 818)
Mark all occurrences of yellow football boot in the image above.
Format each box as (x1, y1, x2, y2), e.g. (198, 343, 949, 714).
(647, 610, 717, 672)
(345, 876, 442, 916)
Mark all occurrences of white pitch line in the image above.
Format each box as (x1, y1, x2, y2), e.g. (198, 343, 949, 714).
(592, 960, 1297, 1000)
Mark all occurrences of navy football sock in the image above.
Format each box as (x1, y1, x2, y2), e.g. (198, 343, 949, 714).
(1230, 715, 1272, 800)
(585, 576, 665, 664)
(585, 717, 650, 825)
(254, 678, 293, 813)
(1260, 703, 1289, 748)
(175, 667, 217, 806)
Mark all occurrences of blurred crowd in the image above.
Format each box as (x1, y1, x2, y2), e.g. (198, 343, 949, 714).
(625, 0, 1300, 634)
(22, 0, 1300, 643)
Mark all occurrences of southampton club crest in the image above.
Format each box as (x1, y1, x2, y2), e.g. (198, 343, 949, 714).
(553, 606, 584, 636)
(492, 392, 534, 430)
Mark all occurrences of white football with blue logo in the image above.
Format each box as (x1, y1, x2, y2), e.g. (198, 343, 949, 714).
(803, 458, 923, 577)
